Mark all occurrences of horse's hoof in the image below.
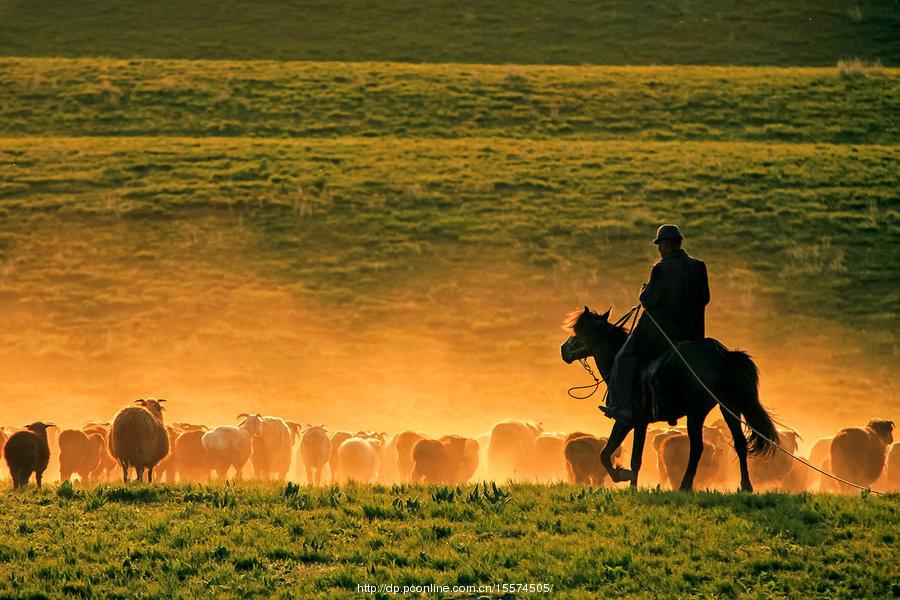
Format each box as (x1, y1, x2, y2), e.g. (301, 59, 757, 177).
(611, 468, 635, 483)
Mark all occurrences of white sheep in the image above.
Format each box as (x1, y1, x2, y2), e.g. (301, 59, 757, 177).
(241, 414, 294, 480)
(298, 425, 331, 485)
(202, 414, 263, 480)
(337, 436, 381, 483)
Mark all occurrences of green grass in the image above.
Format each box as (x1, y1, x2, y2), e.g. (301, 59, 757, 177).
(1, 1, 899, 66)
(1, 59, 897, 143)
(0, 482, 895, 598)
(2, 136, 896, 333)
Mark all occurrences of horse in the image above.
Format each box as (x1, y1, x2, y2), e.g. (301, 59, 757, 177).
(560, 306, 779, 491)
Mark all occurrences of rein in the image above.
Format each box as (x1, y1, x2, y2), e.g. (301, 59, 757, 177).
(566, 305, 640, 400)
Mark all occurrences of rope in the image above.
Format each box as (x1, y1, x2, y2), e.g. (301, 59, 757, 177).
(639, 304, 885, 496)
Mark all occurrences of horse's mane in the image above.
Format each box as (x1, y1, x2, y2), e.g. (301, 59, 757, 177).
(561, 307, 631, 335)
(561, 308, 589, 333)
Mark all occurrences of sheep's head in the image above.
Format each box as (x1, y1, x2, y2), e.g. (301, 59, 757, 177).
(24, 422, 56, 439)
(237, 413, 263, 436)
(868, 420, 894, 445)
(136, 398, 166, 422)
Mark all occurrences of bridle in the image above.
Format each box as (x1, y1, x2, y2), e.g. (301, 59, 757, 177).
(565, 305, 641, 400)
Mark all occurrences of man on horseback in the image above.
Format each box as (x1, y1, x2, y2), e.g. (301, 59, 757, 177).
(602, 224, 710, 425)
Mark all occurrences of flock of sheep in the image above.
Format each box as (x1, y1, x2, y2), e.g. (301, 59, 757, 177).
(2, 399, 897, 494)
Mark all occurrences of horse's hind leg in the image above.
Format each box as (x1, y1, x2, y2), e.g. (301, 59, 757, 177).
(722, 410, 752, 492)
(679, 416, 704, 491)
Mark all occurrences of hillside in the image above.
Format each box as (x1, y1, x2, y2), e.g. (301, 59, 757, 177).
(0, 14, 896, 442)
(1, 59, 897, 144)
(0, 134, 896, 438)
(1, 1, 899, 65)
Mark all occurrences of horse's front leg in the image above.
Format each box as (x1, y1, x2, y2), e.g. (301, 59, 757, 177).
(629, 422, 647, 488)
(601, 420, 634, 483)
(679, 415, 704, 491)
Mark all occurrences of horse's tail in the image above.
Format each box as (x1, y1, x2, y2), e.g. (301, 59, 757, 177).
(723, 350, 778, 457)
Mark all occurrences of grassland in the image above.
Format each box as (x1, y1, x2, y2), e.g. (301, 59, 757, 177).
(1, 135, 897, 333)
(0, 482, 894, 598)
(1, 1, 899, 66)
(1, 59, 897, 144)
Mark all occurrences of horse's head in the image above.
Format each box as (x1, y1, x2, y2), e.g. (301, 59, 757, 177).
(560, 305, 615, 364)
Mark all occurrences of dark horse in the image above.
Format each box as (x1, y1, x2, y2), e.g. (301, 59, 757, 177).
(560, 306, 778, 491)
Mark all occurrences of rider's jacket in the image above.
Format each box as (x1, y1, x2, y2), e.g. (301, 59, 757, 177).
(634, 248, 709, 357)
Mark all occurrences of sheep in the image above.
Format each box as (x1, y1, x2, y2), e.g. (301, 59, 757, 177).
(409, 439, 449, 484)
(172, 429, 209, 482)
(83, 425, 115, 483)
(153, 426, 180, 483)
(808, 436, 835, 491)
(410, 435, 479, 484)
(242, 414, 294, 480)
(328, 431, 352, 483)
(45, 426, 61, 484)
(440, 435, 479, 484)
(532, 433, 567, 482)
(656, 432, 721, 490)
(749, 429, 801, 490)
(298, 426, 331, 485)
(108, 398, 170, 483)
(337, 437, 381, 483)
(390, 431, 427, 483)
(779, 456, 813, 492)
(4, 422, 56, 488)
(474, 432, 491, 479)
(830, 419, 894, 493)
(883, 444, 900, 491)
(487, 420, 542, 480)
(202, 414, 263, 480)
(563, 433, 620, 485)
(58, 429, 104, 484)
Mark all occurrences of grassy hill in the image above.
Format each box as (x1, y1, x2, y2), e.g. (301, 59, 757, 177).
(1, 1, 899, 66)
(0, 483, 895, 598)
(0, 7, 896, 439)
(1, 133, 896, 435)
(1, 59, 897, 143)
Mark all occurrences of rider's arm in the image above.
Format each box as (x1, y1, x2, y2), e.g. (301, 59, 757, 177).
(699, 261, 710, 306)
(639, 263, 667, 308)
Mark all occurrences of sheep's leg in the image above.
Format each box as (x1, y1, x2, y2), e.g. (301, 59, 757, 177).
(147, 466, 154, 484)
(35, 471, 43, 488)
(120, 461, 129, 483)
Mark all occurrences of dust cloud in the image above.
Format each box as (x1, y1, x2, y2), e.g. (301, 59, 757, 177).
(0, 260, 894, 463)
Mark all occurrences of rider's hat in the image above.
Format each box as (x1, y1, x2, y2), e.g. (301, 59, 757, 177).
(653, 224, 683, 245)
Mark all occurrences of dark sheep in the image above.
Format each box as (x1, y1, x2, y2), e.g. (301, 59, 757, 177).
(4, 422, 56, 489)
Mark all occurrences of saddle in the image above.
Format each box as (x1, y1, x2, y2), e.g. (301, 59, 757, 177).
(639, 338, 724, 425)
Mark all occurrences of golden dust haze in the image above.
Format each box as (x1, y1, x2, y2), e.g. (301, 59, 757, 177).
(0, 251, 895, 475)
